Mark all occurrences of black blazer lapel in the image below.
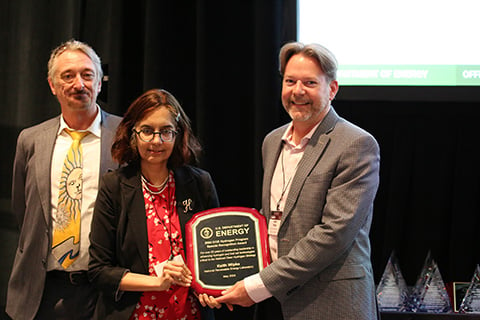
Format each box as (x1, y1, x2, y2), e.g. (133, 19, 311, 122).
(174, 167, 197, 248)
(121, 172, 149, 273)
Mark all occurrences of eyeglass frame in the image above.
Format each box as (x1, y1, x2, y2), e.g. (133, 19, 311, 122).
(132, 127, 178, 143)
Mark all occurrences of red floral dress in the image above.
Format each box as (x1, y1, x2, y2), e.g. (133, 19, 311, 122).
(129, 172, 201, 320)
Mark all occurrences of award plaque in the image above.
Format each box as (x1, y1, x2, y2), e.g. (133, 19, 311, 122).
(376, 251, 409, 312)
(449, 282, 470, 312)
(185, 207, 270, 296)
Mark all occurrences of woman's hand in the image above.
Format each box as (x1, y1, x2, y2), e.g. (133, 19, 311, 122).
(159, 260, 193, 290)
(119, 260, 192, 292)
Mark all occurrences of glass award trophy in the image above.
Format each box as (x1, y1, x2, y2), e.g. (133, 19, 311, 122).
(376, 251, 409, 311)
(458, 264, 480, 313)
(408, 251, 452, 313)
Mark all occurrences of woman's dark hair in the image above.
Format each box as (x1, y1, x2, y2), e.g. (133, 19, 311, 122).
(111, 88, 202, 168)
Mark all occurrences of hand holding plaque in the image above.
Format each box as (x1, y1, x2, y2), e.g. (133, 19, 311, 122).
(185, 207, 270, 296)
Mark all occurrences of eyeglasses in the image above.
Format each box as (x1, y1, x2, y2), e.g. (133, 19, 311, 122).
(59, 71, 96, 84)
(133, 127, 177, 143)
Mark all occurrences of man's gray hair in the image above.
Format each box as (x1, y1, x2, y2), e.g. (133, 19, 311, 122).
(47, 39, 103, 84)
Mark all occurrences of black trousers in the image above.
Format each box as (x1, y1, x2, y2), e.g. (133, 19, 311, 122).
(35, 271, 97, 320)
(254, 297, 284, 320)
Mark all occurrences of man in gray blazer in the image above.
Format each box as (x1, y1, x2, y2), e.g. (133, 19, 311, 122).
(6, 40, 121, 320)
(216, 42, 380, 319)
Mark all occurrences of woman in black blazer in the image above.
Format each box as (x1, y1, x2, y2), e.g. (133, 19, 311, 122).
(88, 88, 219, 320)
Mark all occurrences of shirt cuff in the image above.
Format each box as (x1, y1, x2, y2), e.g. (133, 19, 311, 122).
(244, 273, 272, 303)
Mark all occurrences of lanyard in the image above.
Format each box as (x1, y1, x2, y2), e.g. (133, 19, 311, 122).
(275, 147, 299, 212)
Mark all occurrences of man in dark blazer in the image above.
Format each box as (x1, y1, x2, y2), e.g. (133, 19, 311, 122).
(6, 39, 121, 320)
(217, 42, 380, 319)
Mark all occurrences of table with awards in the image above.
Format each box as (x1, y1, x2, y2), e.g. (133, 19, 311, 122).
(381, 312, 480, 319)
(377, 251, 480, 319)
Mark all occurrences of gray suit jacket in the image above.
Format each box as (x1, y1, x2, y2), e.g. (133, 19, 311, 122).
(259, 108, 380, 320)
(6, 110, 122, 320)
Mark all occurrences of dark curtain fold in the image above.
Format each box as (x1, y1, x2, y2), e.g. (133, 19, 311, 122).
(1, 0, 479, 318)
(334, 100, 480, 285)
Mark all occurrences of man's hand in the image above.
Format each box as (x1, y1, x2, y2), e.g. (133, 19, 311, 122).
(216, 280, 255, 311)
(197, 293, 222, 309)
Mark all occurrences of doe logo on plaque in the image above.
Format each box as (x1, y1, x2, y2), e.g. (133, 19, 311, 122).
(185, 207, 270, 296)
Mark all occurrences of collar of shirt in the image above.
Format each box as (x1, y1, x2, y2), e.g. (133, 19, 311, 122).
(57, 104, 102, 137)
(281, 119, 323, 150)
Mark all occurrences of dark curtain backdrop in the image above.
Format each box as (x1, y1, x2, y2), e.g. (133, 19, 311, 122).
(1, 0, 479, 319)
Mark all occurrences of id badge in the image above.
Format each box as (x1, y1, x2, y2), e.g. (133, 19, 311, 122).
(268, 210, 282, 236)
